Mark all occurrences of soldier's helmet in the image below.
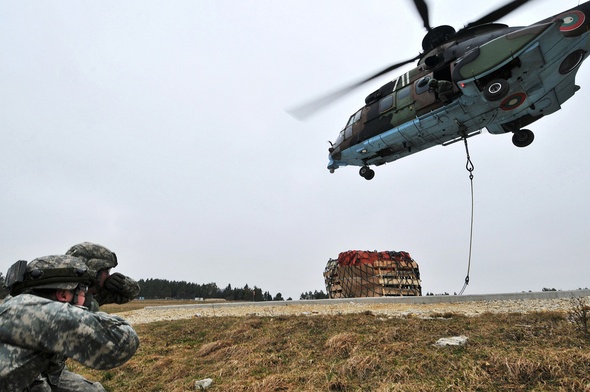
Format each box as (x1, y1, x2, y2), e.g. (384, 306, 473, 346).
(9, 255, 96, 296)
(66, 242, 118, 272)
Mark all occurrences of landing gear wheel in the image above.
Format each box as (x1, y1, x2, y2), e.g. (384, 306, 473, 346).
(512, 129, 534, 148)
(359, 166, 375, 180)
(483, 79, 510, 101)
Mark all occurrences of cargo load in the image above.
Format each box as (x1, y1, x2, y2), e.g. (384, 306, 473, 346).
(324, 250, 421, 298)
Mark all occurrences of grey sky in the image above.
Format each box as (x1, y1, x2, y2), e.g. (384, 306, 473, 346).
(1, 0, 588, 300)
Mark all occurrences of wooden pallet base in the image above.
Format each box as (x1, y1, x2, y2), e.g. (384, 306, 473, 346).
(324, 251, 422, 298)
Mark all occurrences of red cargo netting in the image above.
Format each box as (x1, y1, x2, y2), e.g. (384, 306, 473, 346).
(324, 250, 421, 298)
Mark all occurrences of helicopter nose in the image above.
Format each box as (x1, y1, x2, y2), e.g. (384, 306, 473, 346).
(329, 149, 341, 161)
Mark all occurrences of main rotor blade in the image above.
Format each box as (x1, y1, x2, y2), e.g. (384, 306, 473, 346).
(413, 0, 432, 31)
(287, 54, 421, 120)
(462, 0, 533, 30)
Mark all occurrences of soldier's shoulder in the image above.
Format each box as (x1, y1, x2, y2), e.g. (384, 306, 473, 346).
(2, 293, 49, 306)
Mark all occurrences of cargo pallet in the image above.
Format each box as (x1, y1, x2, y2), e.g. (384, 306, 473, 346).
(324, 250, 421, 298)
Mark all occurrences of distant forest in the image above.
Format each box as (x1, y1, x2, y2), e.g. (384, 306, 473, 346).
(136, 278, 328, 301)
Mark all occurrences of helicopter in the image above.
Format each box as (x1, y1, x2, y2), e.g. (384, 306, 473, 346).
(292, 0, 590, 180)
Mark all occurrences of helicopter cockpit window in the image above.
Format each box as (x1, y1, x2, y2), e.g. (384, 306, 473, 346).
(344, 125, 352, 139)
(335, 129, 345, 145)
(346, 109, 362, 127)
(379, 94, 394, 112)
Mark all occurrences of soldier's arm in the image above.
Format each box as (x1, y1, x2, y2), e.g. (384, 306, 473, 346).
(3, 296, 139, 370)
(62, 307, 140, 370)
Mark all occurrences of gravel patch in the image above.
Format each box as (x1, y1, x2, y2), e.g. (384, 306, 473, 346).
(119, 295, 590, 325)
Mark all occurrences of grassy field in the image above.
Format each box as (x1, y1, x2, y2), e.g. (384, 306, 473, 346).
(70, 300, 590, 391)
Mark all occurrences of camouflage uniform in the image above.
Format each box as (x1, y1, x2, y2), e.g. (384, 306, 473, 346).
(66, 242, 140, 307)
(38, 243, 142, 390)
(0, 256, 139, 392)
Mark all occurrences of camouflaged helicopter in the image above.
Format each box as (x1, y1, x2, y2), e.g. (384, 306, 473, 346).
(292, 0, 590, 180)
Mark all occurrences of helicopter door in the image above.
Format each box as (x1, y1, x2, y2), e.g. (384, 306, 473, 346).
(391, 85, 416, 127)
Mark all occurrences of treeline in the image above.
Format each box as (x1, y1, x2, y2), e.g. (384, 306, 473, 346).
(137, 279, 280, 300)
(136, 278, 326, 301)
(299, 290, 329, 300)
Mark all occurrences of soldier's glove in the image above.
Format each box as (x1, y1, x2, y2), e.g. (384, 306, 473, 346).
(104, 272, 127, 292)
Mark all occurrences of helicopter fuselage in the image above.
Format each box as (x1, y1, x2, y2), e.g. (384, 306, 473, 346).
(328, 2, 590, 179)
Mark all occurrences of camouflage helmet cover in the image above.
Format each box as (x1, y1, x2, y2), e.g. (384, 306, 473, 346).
(10, 255, 96, 295)
(66, 242, 118, 272)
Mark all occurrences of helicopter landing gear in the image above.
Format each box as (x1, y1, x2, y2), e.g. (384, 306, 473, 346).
(512, 129, 534, 148)
(359, 166, 375, 180)
(483, 79, 510, 101)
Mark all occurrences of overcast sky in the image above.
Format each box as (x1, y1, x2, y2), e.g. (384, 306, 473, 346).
(1, 0, 589, 300)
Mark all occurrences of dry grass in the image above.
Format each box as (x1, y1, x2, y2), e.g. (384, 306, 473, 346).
(69, 301, 590, 391)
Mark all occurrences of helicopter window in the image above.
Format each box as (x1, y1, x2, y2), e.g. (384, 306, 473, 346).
(335, 130, 345, 145)
(379, 95, 394, 112)
(353, 109, 362, 123)
(415, 76, 431, 95)
(346, 109, 362, 127)
(397, 85, 411, 101)
(344, 125, 352, 139)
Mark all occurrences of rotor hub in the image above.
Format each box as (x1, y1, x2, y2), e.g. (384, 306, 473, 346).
(422, 25, 456, 51)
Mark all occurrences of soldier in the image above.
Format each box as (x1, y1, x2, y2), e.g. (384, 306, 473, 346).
(428, 78, 454, 104)
(36, 242, 142, 390)
(0, 255, 139, 391)
(66, 242, 140, 311)
(38, 242, 141, 390)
